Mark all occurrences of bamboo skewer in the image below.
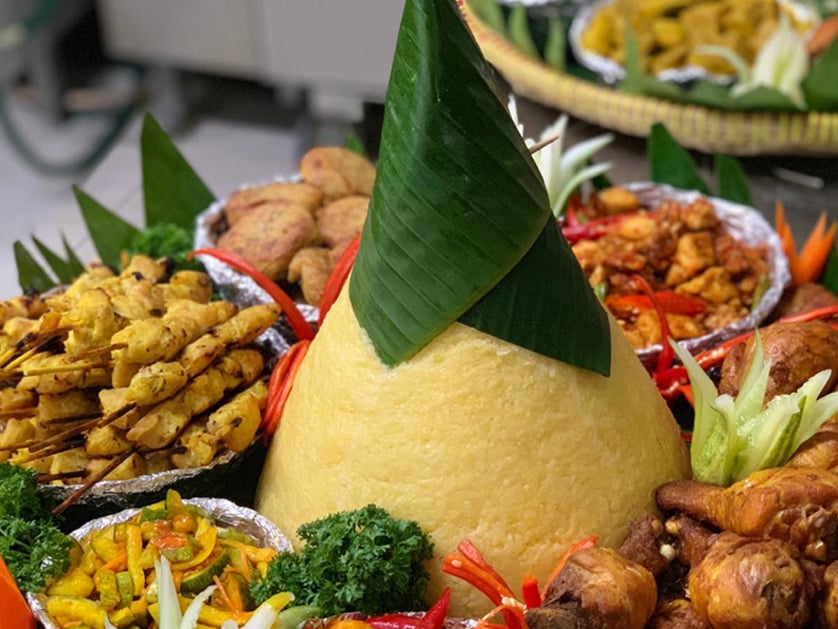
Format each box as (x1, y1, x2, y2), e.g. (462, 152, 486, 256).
(52, 447, 138, 515)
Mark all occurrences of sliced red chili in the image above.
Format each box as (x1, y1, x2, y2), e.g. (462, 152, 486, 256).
(629, 275, 675, 375)
(319, 234, 361, 326)
(190, 248, 314, 341)
(263, 340, 310, 438)
(520, 573, 542, 608)
(605, 291, 706, 316)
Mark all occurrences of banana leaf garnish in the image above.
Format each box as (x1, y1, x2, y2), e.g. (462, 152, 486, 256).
(15, 113, 213, 292)
(141, 114, 215, 230)
(74, 186, 140, 270)
(350, 0, 610, 375)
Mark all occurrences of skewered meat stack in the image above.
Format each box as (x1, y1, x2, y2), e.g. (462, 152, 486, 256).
(0, 255, 280, 490)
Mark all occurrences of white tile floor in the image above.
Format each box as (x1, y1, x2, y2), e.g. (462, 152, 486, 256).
(0, 93, 303, 299)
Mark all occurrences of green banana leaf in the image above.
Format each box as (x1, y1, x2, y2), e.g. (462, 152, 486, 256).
(32, 236, 83, 285)
(74, 186, 140, 270)
(14, 241, 56, 294)
(350, 0, 610, 375)
(714, 154, 752, 206)
(648, 123, 710, 194)
(141, 114, 215, 230)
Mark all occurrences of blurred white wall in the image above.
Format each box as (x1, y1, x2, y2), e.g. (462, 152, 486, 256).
(96, 0, 403, 122)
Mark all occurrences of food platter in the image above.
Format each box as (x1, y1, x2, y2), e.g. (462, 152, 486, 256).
(458, 1, 838, 156)
(1, 0, 838, 628)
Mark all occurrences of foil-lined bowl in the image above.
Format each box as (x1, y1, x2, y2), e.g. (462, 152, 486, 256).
(569, 0, 818, 86)
(28, 497, 292, 629)
(618, 183, 790, 368)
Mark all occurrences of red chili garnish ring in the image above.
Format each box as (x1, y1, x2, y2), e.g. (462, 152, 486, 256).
(262, 340, 310, 439)
(189, 248, 315, 342)
(319, 234, 361, 326)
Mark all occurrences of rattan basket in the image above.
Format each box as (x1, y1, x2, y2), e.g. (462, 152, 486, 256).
(459, 2, 838, 156)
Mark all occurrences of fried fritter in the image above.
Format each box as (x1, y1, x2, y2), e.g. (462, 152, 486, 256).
(287, 247, 332, 307)
(316, 195, 368, 249)
(224, 181, 324, 226)
(216, 202, 320, 279)
(300, 146, 376, 199)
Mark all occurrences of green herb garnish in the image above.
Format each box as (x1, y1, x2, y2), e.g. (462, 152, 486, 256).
(126, 223, 203, 272)
(250, 504, 433, 616)
(0, 463, 73, 592)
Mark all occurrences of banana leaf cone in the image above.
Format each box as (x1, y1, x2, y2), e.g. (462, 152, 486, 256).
(255, 0, 689, 615)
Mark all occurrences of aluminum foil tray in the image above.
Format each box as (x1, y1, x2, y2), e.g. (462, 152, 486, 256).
(624, 183, 790, 368)
(29, 497, 292, 629)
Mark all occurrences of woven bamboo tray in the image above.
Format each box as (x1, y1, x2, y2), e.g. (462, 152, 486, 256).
(459, 2, 838, 156)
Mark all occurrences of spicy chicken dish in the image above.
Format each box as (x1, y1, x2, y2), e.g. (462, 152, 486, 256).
(568, 186, 770, 350)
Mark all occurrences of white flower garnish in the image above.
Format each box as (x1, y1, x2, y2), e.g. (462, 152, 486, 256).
(509, 95, 613, 218)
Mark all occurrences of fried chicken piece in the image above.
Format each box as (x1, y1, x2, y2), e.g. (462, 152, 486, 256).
(216, 202, 319, 280)
(689, 531, 813, 629)
(647, 599, 709, 629)
(656, 467, 838, 561)
(535, 546, 657, 629)
(664, 514, 815, 629)
(719, 320, 838, 400)
(774, 282, 838, 319)
(665, 232, 715, 286)
(224, 181, 324, 226)
(822, 560, 838, 628)
(316, 195, 368, 249)
(594, 187, 640, 216)
(300, 146, 376, 199)
(789, 415, 838, 470)
(618, 514, 676, 577)
(287, 247, 332, 306)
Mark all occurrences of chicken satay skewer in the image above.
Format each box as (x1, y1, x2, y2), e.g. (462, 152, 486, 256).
(124, 303, 280, 407)
(24, 404, 136, 454)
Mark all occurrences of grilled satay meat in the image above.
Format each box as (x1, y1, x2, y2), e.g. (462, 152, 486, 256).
(527, 546, 657, 629)
(719, 320, 838, 400)
(667, 515, 815, 629)
(111, 299, 238, 364)
(126, 348, 264, 449)
(656, 467, 838, 561)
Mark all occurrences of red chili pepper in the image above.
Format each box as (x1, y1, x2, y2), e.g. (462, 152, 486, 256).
(559, 212, 633, 244)
(262, 340, 310, 439)
(605, 291, 707, 316)
(369, 588, 451, 629)
(442, 541, 523, 629)
(629, 275, 675, 376)
(189, 248, 315, 341)
(778, 304, 838, 323)
(319, 234, 361, 327)
(520, 573, 542, 609)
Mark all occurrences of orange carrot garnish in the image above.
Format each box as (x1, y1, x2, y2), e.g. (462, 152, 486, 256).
(775, 203, 837, 286)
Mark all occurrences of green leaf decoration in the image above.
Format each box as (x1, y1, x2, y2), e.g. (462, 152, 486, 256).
(619, 26, 643, 95)
(61, 235, 86, 278)
(648, 123, 710, 194)
(141, 113, 215, 231)
(32, 237, 77, 285)
(507, 4, 539, 59)
(14, 242, 56, 294)
(802, 39, 838, 112)
(467, 0, 506, 35)
(344, 130, 367, 157)
(350, 0, 610, 375)
(74, 186, 141, 269)
(459, 222, 610, 375)
(637, 76, 800, 112)
(714, 154, 752, 206)
(823, 246, 838, 295)
(543, 17, 566, 71)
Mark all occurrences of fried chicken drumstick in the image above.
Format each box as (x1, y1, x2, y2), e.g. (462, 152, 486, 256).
(656, 466, 838, 562)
